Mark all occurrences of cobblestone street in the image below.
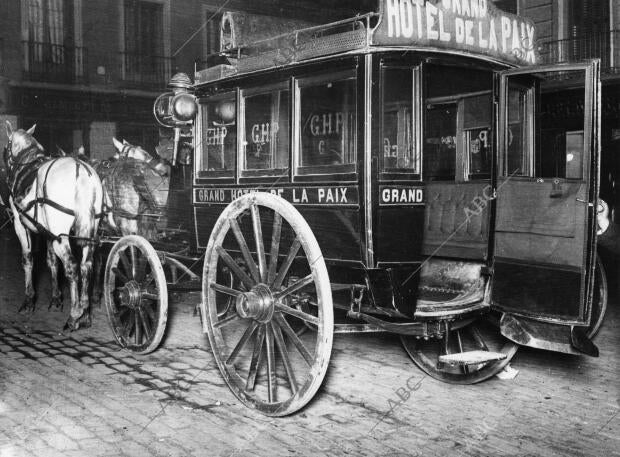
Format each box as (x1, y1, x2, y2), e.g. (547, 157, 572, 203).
(0, 226, 619, 457)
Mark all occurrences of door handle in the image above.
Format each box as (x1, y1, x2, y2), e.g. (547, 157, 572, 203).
(549, 179, 563, 198)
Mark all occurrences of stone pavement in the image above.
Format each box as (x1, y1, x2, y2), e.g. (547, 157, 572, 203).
(0, 228, 619, 457)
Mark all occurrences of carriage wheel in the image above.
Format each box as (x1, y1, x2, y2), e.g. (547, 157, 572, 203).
(401, 313, 518, 384)
(104, 235, 168, 354)
(202, 193, 333, 416)
(588, 255, 608, 339)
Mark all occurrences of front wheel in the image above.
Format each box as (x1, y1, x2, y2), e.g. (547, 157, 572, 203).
(202, 193, 334, 416)
(104, 235, 168, 354)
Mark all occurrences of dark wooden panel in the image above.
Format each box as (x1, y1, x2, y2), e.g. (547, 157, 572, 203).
(492, 259, 584, 323)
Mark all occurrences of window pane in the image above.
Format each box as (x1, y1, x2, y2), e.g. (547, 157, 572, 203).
(464, 94, 492, 179)
(504, 70, 587, 179)
(200, 94, 236, 175)
(298, 76, 356, 172)
(243, 89, 289, 172)
(506, 84, 529, 176)
(424, 104, 457, 180)
(382, 68, 418, 172)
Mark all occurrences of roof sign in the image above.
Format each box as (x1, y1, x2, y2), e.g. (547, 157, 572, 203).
(373, 0, 537, 66)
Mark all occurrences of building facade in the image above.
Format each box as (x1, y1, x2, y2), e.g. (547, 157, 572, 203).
(520, 0, 620, 223)
(0, 0, 363, 161)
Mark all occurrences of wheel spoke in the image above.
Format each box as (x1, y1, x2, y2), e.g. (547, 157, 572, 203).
(230, 218, 261, 284)
(271, 321, 298, 395)
(455, 330, 469, 375)
(143, 302, 156, 323)
(142, 273, 154, 289)
(135, 254, 148, 282)
(267, 213, 282, 285)
(251, 203, 267, 282)
(275, 301, 319, 326)
(274, 313, 313, 365)
(138, 308, 152, 342)
(118, 251, 133, 279)
(226, 321, 258, 365)
(142, 292, 159, 301)
(129, 246, 137, 279)
(120, 311, 135, 338)
(216, 246, 255, 290)
(274, 274, 313, 300)
(272, 238, 301, 289)
(211, 282, 243, 297)
(214, 312, 240, 329)
(265, 323, 276, 403)
(112, 267, 130, 284)
(246, 325, 265, 391)
(469, 325, 488, 351)
(134, 310, 141, 345)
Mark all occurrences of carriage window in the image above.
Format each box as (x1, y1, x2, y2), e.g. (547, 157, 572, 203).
(242, 88, 289, 174)
(504, 70, 587, 179)
(464, 94, 492, 179)
(424, 103, 457, 180)
(199, 93, 237, 177)
(382, 67, 420, 173)
(505, 84, 531, 176)
(297, 73, 357, 175)
(423, 64, 493, 181)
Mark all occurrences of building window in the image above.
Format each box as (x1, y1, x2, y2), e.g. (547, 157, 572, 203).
(23, 0, 82, 82)
(204, 9, 222, 64)
(122, 0, 170, 86)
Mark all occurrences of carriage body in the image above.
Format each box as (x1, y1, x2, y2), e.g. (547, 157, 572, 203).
(131, 0, 606, 415)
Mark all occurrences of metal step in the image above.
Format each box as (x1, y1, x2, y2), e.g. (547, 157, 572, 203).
(438, 350, 507, 366)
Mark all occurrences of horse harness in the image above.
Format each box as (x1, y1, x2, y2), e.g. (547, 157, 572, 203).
(3, 142, 107, 242)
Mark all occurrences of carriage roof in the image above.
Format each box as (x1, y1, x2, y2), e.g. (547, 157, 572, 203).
(195, 0, 538, 86)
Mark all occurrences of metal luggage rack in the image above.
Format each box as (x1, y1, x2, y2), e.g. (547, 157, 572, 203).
(196, 13, 378, 84)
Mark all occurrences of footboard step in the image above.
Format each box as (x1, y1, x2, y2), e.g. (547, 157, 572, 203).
(438, 350, 507, 366)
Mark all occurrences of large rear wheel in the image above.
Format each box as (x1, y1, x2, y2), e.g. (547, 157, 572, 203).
(202, 193, 333, 416)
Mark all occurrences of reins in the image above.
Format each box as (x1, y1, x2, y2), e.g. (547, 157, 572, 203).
(4, 142, 107, 244)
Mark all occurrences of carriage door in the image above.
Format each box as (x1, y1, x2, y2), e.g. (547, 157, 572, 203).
(491, 61, 600, 326)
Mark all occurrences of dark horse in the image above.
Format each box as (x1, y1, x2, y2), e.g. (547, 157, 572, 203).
(96, 138, 170, 238)
(4, 122, 112, 331)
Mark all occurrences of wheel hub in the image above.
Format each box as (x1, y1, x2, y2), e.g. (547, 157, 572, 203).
(118, 280, 142, 309)
(235, 284, 274, 323)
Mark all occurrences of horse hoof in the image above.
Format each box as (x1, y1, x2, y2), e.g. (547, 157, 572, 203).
(63, 318, 78, 332)
(78, 315, 92, 329)
(18, 299, 35, 314)
(48, 297, 63, 312)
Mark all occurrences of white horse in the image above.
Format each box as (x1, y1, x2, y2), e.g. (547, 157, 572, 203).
(4, 121, 111, 331)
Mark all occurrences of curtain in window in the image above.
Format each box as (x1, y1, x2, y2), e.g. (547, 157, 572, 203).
(27, 0, 65, 63)
(124, 0, 164, 82)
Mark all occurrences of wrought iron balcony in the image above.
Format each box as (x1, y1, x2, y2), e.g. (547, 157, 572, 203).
(119, 52, 174, 88)
(537, 31, 620, 74)
(22, 41, 87, 83)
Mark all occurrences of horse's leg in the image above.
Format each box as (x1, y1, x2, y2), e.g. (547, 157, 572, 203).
(10, 201, 35, 313)
(90, 248, 104, 308)
(77, 243, 94, 329)
(51, 238, 81, 331)
(46, 239, 63, 311)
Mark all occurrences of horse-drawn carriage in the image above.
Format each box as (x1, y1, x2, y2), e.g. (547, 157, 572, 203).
(4, 0, 611, 417)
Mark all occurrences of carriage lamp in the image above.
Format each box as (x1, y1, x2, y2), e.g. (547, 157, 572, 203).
(171, 92, 198, 122)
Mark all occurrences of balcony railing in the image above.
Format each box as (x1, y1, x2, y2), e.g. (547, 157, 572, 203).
(120, 52, 174, 88)
(22, 41, 87, 83)
(538, 31, 620, 74)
